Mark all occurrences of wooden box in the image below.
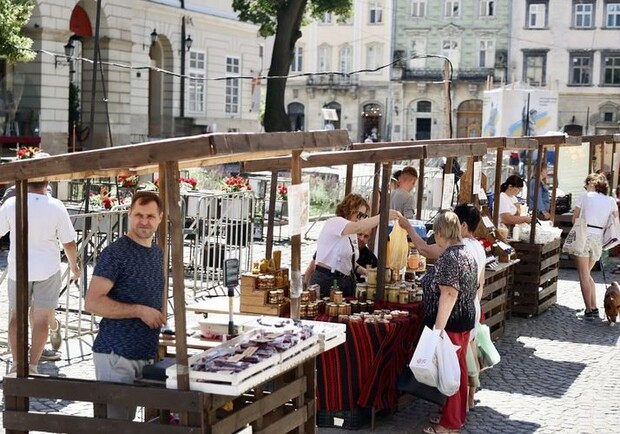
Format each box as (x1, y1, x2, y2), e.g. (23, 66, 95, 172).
(240, 300, 290, 316)
(510, 238, 561, 316)
(240, 270, 290, 316)
(481, 261, 515, 340)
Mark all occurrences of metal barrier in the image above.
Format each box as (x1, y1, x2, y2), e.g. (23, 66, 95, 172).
(183, 191, 254, 295)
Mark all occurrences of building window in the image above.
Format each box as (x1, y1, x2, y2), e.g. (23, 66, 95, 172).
(417, 101, 432, 112)
(523, 51, 547, 86)
(408, 38, 427, 68)
(604, 112, 614, 122)
(442, 39, 460, 68)
(479, 1, 495, 17)
(188, 51, 206, 113)
(225, 56, 240, 115)
(569, 53, 592, 85)
(320, 13, 332, 24)
(411, 0, 427, 17)
(318, 45, 332, 72)
(445, 0, 460, 17)
(479, 40, 494, 68)
(527, 1, 548, 28)
(339, 45, 352, 73)
(602, 54, 620, 85)
(574, 2, 594, 28)
(366, 44, 382, 70)
(606, 2, 620, 27)
(369, 2, 383, 24)
(291, 46, 303, 72)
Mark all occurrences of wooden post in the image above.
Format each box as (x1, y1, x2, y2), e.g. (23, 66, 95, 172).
(601, 142, 606, 173)
(15, 180, 29, 382)
(157, 164, 169, 321)
(266, 170, 278, 260)
(493, 149, 502, 227)
(345, 163, 354, 196)
(611, 141, 618, 196)
(375, 162, 392, 301)
(368, 162, 381, 252)
(417, 159, 425, 219)
(290, 150, 302, 320)
(163, 162, 190, 395)
(588, 140, 595, 173)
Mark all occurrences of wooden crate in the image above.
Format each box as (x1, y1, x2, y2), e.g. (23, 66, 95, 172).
(481, 262, 514, 340)
(240, 270, 290, 316)
(240, 300, 290, 316)
(510, 238, 561, 316)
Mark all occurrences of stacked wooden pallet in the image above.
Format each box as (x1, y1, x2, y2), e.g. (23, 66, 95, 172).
(510, 238, 561, 316)
(481, 261, 515, 340)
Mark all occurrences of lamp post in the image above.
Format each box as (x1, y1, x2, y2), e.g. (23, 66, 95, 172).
(180, 18, 190, 119)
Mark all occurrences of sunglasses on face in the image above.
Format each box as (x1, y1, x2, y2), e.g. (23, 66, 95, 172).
(357, 211, 369, 219)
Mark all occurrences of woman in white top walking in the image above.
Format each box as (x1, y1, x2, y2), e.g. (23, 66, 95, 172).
(572, 173, 618, 320)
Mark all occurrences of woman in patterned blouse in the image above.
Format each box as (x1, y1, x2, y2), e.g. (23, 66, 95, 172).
(420, 210, 478, 434)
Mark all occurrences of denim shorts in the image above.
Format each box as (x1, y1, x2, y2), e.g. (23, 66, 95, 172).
(572, 232, 603, 261)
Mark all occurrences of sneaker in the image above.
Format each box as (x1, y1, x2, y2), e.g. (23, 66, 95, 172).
(40, 348, 61, 361)
(49, 318, 62, 351)
(29, 364, 38, 375)
(591, 308, 600, 317)
(584, 311, 596, 321)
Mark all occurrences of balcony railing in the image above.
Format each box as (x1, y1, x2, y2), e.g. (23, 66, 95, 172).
(401, 68, 443, 81)
(455, 68, 495, 81)
(306, 74, 360, 88)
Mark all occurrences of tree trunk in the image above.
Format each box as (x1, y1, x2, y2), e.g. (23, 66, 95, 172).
(264, 0, 307, 133)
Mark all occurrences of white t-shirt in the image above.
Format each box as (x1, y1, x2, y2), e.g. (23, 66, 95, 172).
(575, 192, 617, 235)
(315, 216, 359, 276)
(462, 237, 486, 341)
(498, 192, 518, 225)
(462, 237, 486, 285)
(0, 193, 77, 281)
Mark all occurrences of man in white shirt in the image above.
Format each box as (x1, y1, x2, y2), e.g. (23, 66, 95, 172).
(0, 181, 80, 373)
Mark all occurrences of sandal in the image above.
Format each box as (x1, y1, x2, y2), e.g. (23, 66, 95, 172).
(422, 425, 460, 434)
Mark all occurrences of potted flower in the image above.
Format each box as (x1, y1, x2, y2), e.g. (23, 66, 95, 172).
(223, 175, 252, 193)
(221, 175, 253, 243)
(276, 183, 288, 218)
(16, 146, 42, 159)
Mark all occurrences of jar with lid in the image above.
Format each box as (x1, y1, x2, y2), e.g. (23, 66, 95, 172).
(407, 247, 420, 270)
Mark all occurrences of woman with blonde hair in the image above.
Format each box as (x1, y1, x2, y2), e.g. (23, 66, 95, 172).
(418, 210, 478, 433)
(572, 173, 618, 320)
(308, 193, 398, 298)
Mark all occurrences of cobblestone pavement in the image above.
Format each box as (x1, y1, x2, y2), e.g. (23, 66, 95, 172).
(1, 223, 619, 433)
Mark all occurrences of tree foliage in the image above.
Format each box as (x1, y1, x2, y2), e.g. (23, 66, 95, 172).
(233, 0, 352, 132)
(0, 0, 35, 63)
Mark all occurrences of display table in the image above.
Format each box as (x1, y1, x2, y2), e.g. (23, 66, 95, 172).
(315, 302, 424, 416)
(482, 259, 518, 340)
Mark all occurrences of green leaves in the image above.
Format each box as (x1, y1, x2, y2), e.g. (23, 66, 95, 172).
(0, 0, 35, 63)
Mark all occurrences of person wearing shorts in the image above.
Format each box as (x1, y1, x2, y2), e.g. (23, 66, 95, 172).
(572, 173, 618, 320)
(85, 191, 166, 420)
(0, 181, 79, 374)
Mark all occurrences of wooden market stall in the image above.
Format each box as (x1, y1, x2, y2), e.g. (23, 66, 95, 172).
(490, 134, 582, 317)
(0, 130, 350, 434)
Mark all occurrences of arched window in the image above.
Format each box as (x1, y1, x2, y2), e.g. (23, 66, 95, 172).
(324, 101, 341, 130)
(417, 100, 432, 112)
(287, 102, 305, 131)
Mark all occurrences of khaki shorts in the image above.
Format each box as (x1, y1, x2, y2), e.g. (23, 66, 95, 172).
(8, 271, 61, 311)
(572, 233, 603, 261)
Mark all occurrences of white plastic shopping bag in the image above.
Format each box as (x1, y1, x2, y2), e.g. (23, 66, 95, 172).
(436, 332, 461, 397)
(409, 326, 441, 387)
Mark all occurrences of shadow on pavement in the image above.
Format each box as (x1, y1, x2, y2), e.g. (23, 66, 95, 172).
(482, 335, 585, 398)
(463, 405, 541, 434)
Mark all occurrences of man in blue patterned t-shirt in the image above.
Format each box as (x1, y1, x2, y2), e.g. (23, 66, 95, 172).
(85, 191, 166, 420)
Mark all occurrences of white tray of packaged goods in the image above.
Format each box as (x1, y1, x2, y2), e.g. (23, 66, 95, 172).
(166, 329, 319, 396)
(242, 318, 346, 352)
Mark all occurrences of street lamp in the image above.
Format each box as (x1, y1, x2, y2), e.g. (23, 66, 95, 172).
(150, 29, 158, 46)
(184, 35, 193, 51)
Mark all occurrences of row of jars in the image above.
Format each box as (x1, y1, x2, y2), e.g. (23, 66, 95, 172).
(357, 283, 423, 304)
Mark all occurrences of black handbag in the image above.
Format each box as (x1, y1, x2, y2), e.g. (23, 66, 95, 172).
(555, 193, 572, 215)
(396, 366, 448, 406)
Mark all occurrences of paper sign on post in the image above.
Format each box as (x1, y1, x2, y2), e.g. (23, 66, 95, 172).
(441, 174, 455, 210)
(288, 183, 309, 236)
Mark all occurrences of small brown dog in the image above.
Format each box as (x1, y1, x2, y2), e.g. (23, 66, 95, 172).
(604, 281, 620, 325)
